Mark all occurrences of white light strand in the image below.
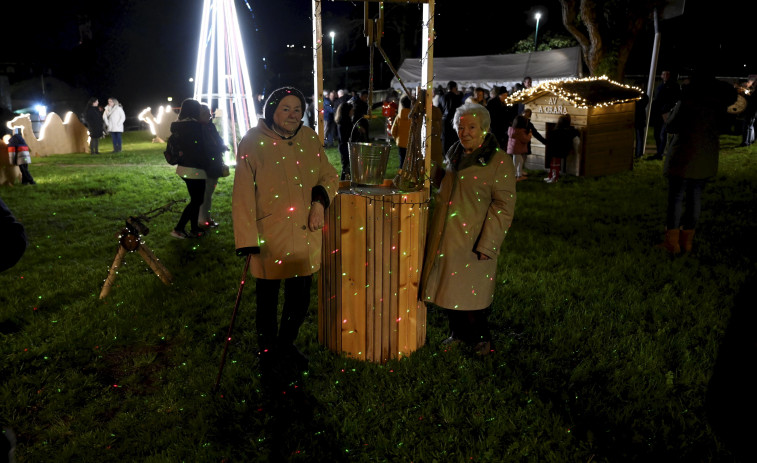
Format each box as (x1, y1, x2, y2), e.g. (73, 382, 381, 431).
(194, 0, 258, 165)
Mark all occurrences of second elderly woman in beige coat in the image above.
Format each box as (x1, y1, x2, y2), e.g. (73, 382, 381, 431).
(421, 102, 516, 356)
(232, 87, 338, 374)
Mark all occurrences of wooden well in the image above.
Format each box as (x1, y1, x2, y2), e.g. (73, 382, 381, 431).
(318, 187, 429, 363)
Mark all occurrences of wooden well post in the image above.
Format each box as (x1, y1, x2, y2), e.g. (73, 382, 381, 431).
(312, 0, 435, 362)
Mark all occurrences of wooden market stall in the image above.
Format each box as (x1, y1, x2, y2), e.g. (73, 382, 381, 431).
(506, 77, 643, 177)
(312, 0, 435, 362)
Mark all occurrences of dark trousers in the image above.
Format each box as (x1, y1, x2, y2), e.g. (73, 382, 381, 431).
(653, 122, 667, 156)
(255, 276, 313, 351)
(742, 116, 756, 145)
(338, 142, 350, 179)
(398, 147, 407, 170)
(666, 176, 706, 230)
(447, 307, 491, 344)
(176, 178, 205, 233)
(441, 119, 456, 154)
(325, 120, 337, 146)
(90, 137, 99, 154)
(19, 165, 35, 185)
(635, 127, 645, 158)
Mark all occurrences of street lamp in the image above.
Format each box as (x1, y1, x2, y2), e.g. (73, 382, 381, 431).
(533, 12, 541, 52)
(329, 31, 335, 70)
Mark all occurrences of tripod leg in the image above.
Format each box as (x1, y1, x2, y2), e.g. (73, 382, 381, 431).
(137, 244, 173, 284)
(100, 246, 128, 299)
(213, 254, 253, 393)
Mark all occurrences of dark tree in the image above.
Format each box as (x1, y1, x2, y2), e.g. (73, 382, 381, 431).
(558, 0, 664, 79)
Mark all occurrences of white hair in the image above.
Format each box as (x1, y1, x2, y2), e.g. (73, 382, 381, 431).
(452, 103, 491, 132)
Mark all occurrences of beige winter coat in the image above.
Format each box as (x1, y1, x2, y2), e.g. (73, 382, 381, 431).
(421, 134, 516, 311)
(232, 123, 338, 279)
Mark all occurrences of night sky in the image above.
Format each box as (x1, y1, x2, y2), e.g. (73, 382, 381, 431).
(3, 0, 753, 118)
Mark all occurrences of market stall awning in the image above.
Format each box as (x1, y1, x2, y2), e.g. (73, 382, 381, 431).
(391, 47, 583, 90)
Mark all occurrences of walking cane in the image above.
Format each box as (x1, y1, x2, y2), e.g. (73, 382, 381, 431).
(213, 254, 252, 392)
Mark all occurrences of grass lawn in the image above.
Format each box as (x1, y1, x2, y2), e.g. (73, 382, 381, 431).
(1, 130, 756, 462)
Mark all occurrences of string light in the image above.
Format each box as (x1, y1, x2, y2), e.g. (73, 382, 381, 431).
(505, 75, 644, 108)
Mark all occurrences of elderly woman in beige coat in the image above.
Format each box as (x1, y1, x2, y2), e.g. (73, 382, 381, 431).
(421, 102, 516, 355)
(233, 87, 338, 373)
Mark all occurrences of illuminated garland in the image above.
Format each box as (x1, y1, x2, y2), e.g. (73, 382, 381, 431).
(505, 75, 644, 108)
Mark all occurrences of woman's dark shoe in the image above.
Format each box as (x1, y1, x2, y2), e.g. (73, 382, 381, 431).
(441, 335, 463, 347)
(170, 229, 189, 239)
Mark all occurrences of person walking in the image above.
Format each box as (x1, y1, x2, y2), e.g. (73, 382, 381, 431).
(168, 99, 211, 239)
(197, 103, 228, 228)
(7, 128, 35, 185)
(232, 87, 338, 374)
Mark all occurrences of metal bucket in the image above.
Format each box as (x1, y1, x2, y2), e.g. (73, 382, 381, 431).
(348, 142, 391, 186)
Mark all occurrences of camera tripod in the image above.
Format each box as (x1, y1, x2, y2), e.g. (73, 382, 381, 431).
(99, 200, 183, 299)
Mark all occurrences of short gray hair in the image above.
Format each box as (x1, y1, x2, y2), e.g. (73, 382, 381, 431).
(453, 103, 491, 132)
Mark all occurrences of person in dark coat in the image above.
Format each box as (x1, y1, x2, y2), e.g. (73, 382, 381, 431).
(351, 90, 370, 139)
(7, 129, 35, 185)
(648, 70, 681, 160)
(634, 92, 650, 159)
(85, 97, 105, 154)
(544, 114, 580, 183)
(486, 86, 516, 147)
(657, 67, 737, 254)
(197, 103, 228, 228)
(335, 101, 355, 180)
(738, 76, 757, 147)
(169, 98, 212, 239)
(439, 81, 463, 154)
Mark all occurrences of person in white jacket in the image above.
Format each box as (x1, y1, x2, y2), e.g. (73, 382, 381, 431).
(103, 98, 126, 152)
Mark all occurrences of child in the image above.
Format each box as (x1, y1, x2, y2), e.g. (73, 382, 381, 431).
(390, 95, 412, 170)
(7, 128, 35, 185)
(544, 114, 580, 183)
(506, 115, 532, 181)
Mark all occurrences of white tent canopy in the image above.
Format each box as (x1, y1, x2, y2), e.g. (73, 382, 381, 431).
(391, 47, 583, 92)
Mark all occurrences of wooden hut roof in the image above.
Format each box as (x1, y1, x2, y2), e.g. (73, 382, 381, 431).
(505, 76, 643, 108)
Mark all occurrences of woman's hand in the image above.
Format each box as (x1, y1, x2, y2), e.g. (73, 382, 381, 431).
(308, 202, 325, 231)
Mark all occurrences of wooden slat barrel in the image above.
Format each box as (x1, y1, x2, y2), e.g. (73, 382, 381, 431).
(319, 186, 429, 362)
